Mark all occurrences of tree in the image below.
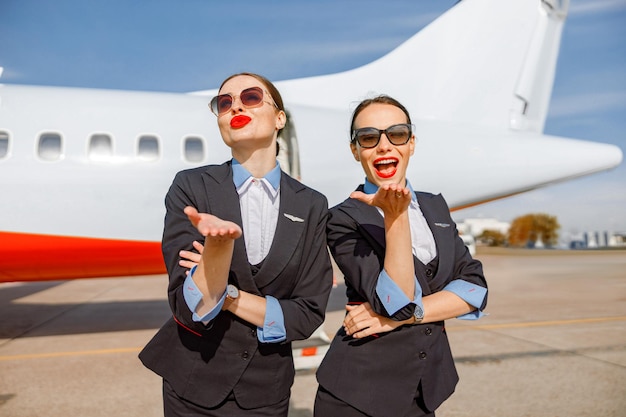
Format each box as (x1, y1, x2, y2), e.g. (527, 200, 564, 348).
(477, 229, 507, 247)
(507, 213, 560, 248)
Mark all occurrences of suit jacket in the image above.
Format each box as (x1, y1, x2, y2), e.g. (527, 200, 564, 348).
(139, 161, 333, 409)
(316, 187, 487, 417)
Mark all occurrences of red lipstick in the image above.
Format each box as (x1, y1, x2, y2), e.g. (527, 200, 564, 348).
(373, 157, 398, 179)
(230, 115, 251, 128)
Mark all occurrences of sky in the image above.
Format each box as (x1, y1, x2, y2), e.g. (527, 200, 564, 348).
(1, 0, 625, 243)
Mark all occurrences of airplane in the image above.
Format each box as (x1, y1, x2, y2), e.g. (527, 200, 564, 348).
(0, 0, 622, 282)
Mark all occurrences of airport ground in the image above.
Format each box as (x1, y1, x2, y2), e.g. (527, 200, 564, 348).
(1, 247, 625, 417)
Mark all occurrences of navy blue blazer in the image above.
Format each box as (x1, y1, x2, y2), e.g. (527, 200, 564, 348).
(316, 187, 487, 416)
(140, 161, 333, 409)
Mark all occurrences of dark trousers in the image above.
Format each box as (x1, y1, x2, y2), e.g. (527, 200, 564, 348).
(163, 379, 289, 417)
(314, 385, 435, 417)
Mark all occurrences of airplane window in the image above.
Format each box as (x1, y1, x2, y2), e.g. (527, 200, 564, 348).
(89, 134, 113, 160)
(138, 135, 160, 161)
(37, 133, 62, 161)
(0, 131, 8, 159)
(184, 136, 205, 163)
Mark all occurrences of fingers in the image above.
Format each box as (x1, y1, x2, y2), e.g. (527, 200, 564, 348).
(349, 191, 373, 205)
(343, 302, 396, 338)
(179, 249, 201, 264)
(184, 207, 242, 239)
(184, 206, 201, 226)
(343, 317, 366, 336)
(344, 315, 380, 339)
(344, 303, 364, 321)
(191, 240, 205, 254)
(351, 327, 380, 339)
(178, 259, 196, 269)
(210, 225, 242, 240)
(351, 185, 411, 211)
(179, 243, 202, 272)
(379, 184, 410, 200)
(343, 304, 369, 335)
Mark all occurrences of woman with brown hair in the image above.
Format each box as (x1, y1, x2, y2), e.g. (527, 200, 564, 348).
(140, 72, 333, 417)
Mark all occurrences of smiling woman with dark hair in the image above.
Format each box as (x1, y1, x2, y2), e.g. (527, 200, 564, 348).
(314, 95, 488, 417)
(140, 72, 333, 417)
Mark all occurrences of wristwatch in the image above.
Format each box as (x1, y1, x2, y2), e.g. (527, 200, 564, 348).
(413, 304, 424, 324)
(226, 284, 240, 301)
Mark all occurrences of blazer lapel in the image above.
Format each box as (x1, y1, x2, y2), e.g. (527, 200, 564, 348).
(339, 197, 386, 249)
(253, 175, 308, 289)
(203, 162, 258, 295)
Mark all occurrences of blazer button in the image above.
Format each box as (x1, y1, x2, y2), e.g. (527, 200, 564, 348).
(251, 329, 257, 337)
(425, 269, 433, 277)
(242, 351, 249, 360)
(424, 327, 432, 336)
(419, 351, 427, 360)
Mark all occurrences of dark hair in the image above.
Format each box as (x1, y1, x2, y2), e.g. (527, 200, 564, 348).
(349, 95, 412, 143)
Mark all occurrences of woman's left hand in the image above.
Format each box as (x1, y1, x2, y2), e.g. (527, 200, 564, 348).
(179, 240, 204, 271)
(343, 302, 408, 339)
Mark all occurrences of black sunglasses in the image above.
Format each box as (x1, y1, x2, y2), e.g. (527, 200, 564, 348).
(209, 86, 278, 116)
(351, 123, 414, 148)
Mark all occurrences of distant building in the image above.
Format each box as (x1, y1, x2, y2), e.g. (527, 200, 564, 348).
(455, 218, 510, 237)
(569, 231, 626, 249)
(609, 232, 626, 247)
(456, 218, 626, 250)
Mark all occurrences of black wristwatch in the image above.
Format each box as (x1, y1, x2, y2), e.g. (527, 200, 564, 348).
(226, 284, 240, 301)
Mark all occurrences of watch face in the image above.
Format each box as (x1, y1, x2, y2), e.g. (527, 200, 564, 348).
(414, 305, 424, 320)
(227, 285, 239, 299)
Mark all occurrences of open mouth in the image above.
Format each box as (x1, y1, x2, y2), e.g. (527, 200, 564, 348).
(374, 158, 398, 179)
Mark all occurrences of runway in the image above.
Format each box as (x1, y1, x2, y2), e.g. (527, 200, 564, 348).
(1, 248, 625, 416)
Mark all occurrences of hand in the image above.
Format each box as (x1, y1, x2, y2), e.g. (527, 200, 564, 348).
(343, 302, 406, 339)
(350, 184, 410, 217)
(184, 206, 242, 241)
(179, 240, 204, 271)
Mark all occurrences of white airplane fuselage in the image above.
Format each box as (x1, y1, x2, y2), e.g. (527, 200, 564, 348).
(0, 0, 622, 281)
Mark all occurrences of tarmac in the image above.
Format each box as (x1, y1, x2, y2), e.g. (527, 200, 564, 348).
(1, 247, 625, 417)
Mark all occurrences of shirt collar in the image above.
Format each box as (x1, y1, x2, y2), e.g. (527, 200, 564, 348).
(363, 178, 417, 202)
(232, 158, 281, 190)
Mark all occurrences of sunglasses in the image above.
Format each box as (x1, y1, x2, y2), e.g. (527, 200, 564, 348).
(351, 123, 414, 148)
(209, 86, 278, 116)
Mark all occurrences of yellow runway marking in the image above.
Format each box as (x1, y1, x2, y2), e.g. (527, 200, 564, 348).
(1, 316, 625, 361)
(0, 347, 142, 361)
(450, 315, 626, 331)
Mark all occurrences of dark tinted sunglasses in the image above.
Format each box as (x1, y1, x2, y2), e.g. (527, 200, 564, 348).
(351, 123, 414, 148)
(209, 86, 278, 116)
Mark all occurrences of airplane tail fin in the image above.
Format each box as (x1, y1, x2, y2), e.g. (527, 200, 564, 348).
(278, 0, 569, 133)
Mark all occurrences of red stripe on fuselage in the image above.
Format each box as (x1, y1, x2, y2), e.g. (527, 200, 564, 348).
(0, 232, 164, 282)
